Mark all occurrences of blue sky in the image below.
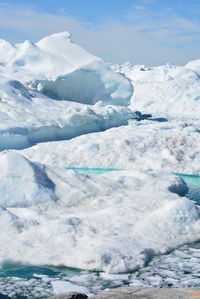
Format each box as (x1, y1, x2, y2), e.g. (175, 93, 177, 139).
(0, 0, 200, 65)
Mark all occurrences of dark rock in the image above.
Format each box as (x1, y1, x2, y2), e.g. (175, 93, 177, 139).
(48, 292, 88, 299)
(142, 114, 152, 118)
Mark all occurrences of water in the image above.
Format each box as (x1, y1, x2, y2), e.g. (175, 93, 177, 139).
(175, 173, 200, 205)
(64, 167, 122, 174)
(0, 265, 84, 298)
(1, 168, 200, 298)
(0, 264, 59, 279)
(1, 245, 200, 298)
(0, 264, 129, 298)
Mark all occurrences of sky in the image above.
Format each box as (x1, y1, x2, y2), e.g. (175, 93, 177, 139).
(0, 0, 200, 65)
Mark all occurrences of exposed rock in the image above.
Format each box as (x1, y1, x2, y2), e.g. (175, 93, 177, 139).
(48, 287, 200, 299)
(49, 292, 88, 299)
(89, 287, 200, 299)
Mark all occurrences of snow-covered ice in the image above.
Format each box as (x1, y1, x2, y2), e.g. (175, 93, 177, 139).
(0, 151, 56, 207)
(51, 280, 88, 295)
(0, 30, 200, 294)
(21, 118, 200, 175)
(112, 62, 200, 118)
(0, 32, 133, 106)
(0, 151, 200, 274)
(0, 75, 137, 150)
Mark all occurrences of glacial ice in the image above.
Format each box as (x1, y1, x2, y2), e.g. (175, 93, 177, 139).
(0, 32, 133, 106)
(0, 30, 200, 281)
(0, 75, 136, 150)
(185, 59, 200, 74)
(0, 151, 56, 207)
(51, 280, 88, 295)
(112, 62, 200, 118)
(0, 151, 200, 273)
(22, 119, 200, 175)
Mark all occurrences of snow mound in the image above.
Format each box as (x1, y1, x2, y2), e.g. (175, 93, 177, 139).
(0, 152, 200, 273)
(0, 32, 133, 106)
(112, 63, 200, 118)
(0, 75, 136, 150)
(0, 151, 56, 207)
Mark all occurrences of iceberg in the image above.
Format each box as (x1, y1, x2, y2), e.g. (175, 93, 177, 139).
(0, 75, 136, 150)
(112, 63, 200, 118)
(0, 32, 133, 106)
(0, 30, 199, 282)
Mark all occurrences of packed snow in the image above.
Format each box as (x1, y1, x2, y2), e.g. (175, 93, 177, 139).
(0, 30, 200, 296)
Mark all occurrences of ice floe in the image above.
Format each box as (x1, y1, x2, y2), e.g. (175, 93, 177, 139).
(1, 243, 200, 298)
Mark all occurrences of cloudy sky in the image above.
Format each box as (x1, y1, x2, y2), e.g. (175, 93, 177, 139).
(0, 0, 200, 65)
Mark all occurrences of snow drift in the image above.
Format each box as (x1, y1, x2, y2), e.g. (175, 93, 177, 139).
(0, 32, 133, 106)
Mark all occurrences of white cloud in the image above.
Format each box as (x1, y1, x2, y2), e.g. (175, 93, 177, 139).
(58, 8, 67, 15)
(0, 2, 84, 38)
(133, 5, 146, 11)
(0, 2, 199, 65)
